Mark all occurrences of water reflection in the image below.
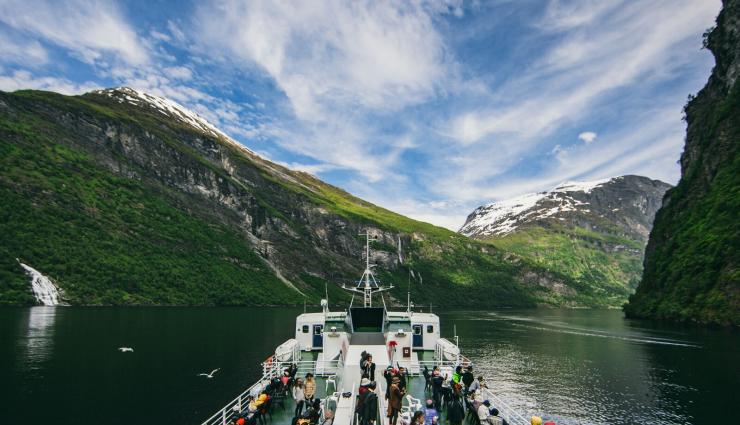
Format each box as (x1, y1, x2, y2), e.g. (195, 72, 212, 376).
(20, 306, 57, 367)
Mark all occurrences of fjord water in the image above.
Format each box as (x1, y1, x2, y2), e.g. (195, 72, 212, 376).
(1, 308, 737, 425)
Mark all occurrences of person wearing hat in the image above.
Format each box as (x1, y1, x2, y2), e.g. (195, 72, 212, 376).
(478, 400, 501, 425)
(383, 366, 394, 400)
(356, 377, 372, 423)
(488, 408, 508, 425)
(388, 376, 403, 425)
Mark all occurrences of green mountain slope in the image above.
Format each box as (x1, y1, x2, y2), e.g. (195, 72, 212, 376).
(1, 87, 593, 307)
(625, 0, 740, 326)
(460, 176, 671, 307)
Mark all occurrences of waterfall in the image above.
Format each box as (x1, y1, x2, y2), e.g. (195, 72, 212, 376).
(19, 262, 63, 306)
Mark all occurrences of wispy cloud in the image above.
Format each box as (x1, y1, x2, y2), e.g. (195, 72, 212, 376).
(0, 0, 721, 231)
(0, 0, 148, 66)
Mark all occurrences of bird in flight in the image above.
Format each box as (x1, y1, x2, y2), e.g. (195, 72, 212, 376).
(198, 368, 220, 378)
(118, 347, 134, 352)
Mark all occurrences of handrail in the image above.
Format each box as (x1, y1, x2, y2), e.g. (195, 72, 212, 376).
(480, 387, 529, 425)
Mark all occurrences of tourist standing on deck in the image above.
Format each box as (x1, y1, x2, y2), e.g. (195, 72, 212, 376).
(362, 355, 376, 381)
(412, 411, 425, 425)
(293, 378, 306, 417)
(388, 376, 403, 425)
(462, 366, 474, 392)
(304, 373, 317, 405)
(362, 382, 379, 425)
(430, 369, 445, 410)
(447, 395, 465, 425)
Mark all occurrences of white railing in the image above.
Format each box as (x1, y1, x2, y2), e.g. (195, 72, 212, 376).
(200, 379, 267, 425)
(398, 360, 528, 425)
(201, 358, 342, 425)
(262, 359, 342, 380)
(480, 387, 529, 425)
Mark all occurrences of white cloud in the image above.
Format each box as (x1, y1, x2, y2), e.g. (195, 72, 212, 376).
(0, 0, 148, 66)
(0, 70, 99, 94)
(578, 131, 597, 143)
(195, 0, 456, 121)
(0, 33, 48, 66)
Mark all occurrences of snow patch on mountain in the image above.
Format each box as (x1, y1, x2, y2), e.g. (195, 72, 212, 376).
(460, 177, 617, 237)
(92, 87, 260, 159)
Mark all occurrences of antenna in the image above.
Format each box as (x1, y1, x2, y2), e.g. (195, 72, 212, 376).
(303, 299, 307, 313)
(342, 230, 394, 308)
(325, 281, 329, 305)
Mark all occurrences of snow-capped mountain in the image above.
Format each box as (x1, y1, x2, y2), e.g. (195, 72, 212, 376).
(460, 176, 671, 240)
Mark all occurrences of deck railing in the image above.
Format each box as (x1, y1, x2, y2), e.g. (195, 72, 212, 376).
(201, 358, 342, 425)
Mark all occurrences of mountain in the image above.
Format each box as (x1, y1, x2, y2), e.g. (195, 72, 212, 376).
(460, 176, 671, 307)
(625, 0, 740, 326)
(1, 86, 598, 307)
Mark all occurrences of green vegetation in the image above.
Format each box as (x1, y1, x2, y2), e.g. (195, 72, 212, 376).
(0, 103, 299, 306)
(625, 5, 740, 326)
(484, 225, 643, 307)
(0, 88, 605, 307)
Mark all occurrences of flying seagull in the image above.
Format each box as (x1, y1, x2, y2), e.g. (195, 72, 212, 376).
(118, 347, 134, 352)
(198, 368, 220, 378)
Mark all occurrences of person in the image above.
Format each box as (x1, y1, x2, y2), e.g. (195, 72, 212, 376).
(530, 417, 542, 425)
(423, 399, 438, 425)
(447, 394, 465, 425)
(543, 421, 556, 425)
(383, 366, 395, 400)
(478, 401, 504, 425)
(462, 366, 474, 391)
(467, 376, 482, 396)
(293, 378, 306, 417)
(430, 369, 445, 410)
(388, 376, 403, 425)
(362, 355, 376, 381)
(452, 366, 463, 385)
(359, 378, 371, 396)
(307, 399, 322, 424)
(305, 373, 317, 405)
(361, 382, 379, 425)
(320, 409, 334, 425)
(356, 378, 371, 423)
(489, 408, 508, 425)
(281, 370, 291, 387)
(397, 366, 408, 393)
(412, 411, 425, 425)
(422, 366, 431, 391)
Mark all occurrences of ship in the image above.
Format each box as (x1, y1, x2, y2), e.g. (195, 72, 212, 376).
(200, 233, 530, 425)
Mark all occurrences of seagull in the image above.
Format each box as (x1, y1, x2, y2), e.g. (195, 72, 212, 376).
(118, 347, 134, 352)
(198, 368, 220, 378)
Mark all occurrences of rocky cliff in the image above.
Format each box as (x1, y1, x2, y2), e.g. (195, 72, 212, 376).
(625, 0, 740, 326)
(461, 176, 671, 306)
(1, 87, 595, 307)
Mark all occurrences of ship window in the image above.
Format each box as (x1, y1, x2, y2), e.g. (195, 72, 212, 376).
(302, 325, 309, 333)
(413, 326, 422, 335)
(427, 325, 434, 333)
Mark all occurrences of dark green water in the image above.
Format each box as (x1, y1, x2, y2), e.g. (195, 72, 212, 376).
(1, 307, 737, 425)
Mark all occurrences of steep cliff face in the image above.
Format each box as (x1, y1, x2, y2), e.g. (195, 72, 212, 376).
(0, 87, 588, 307)
(460, 176, 671, 307)
(625, 0, 740, 326)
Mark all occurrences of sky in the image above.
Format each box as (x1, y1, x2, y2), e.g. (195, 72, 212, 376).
(0, 0, 722, 230)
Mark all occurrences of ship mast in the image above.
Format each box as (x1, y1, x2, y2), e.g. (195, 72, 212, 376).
(343, 231, 393, 307)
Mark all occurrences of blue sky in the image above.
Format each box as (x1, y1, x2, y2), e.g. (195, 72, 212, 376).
(0, 0, 721, 230)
